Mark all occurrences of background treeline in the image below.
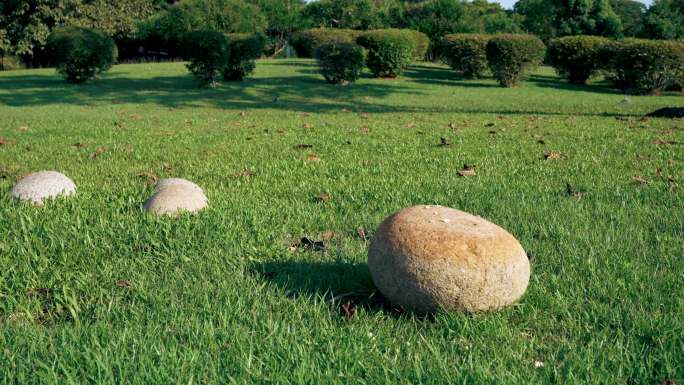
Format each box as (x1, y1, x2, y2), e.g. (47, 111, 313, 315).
(1, 0, 683, 68)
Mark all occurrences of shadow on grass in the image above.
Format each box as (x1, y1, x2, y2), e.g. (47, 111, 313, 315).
(251, 260, 407, 318)
(0, 67, 653, 117)
(528, 74, 621, 95)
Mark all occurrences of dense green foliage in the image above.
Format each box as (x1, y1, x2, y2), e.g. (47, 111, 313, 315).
(181, 30, 230, 86)
(642, 0, 684, 39)
(547, 35, 610, 84)
(303, 0, 380, 30)
(601, 38, 684, 94)
(514, 0, 621, 40)
(486, 34, 545, 86)
(315, 42, 366, 84)
(610, 0, 647, 37)
(291, 28, 362, 58)
(357, 29, 415, 78)
(440, 33, 490, 78)
(1, 60, 683, 384)
(404, 29, 430, 60)
(46, 26, 117, 83)
(138, 0, 266, 55)
(391, 0, 522, 41)
(223, 33, 265, 81)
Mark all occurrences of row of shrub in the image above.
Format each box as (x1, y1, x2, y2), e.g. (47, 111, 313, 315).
(440, 33, 684, 94)
(43, 26, 683, 95)
(44, 26, 265, 86)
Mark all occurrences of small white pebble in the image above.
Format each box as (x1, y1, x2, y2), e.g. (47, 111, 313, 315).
(441, 218, 451, 223)
(424, 205, 431, 209)
(534, 361, 544, 368)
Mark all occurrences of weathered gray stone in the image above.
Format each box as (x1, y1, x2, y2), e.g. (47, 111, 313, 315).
(144, 185, 208, 216)
(10, 171, 76, 204)
(156, 178, 203, 192)
(368, 205, 530, 313)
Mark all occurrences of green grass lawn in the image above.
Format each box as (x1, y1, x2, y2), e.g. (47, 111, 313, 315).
(0, 60, 682, 384)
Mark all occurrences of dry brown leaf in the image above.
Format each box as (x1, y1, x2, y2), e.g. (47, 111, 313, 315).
(116, 280, 132, 289)
(448, 122, 458, 130)
(130, 113, 142, 120)
(359, 112, 370, 119)
(239, 111, 246, 117)
(341, 300, 357, 320)
(314, 194, 331, 203)
(17, 126, 29, 132)
(301, 112, 311, 118)
(357, 226, 367, 241)
(89, 147, 106, 159)
(458, 164, 476, 177)
(303, 123, 314, 129)
(137, 171, 159, 186)
(652, 140, 683, 146)
(72, 142, 89, 148)
(319, 231, 337, 241)
(233, 169, 255, 178)
(341, 108, 351, 113)
(406, 123, 416, 129)
(544, 151, 566, 160)
(306, 154, 320, 162)
(359, 127, 369, 134)
(631, 176, 648, 184)
(566, 183, 585, 199)
(0, 138, 10, 146)
(276, 128, 285, 134)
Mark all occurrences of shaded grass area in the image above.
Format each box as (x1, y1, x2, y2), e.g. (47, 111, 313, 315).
(0, 60, 682, 384)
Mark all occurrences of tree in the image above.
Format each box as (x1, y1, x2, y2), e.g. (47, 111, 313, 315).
(514, 0, 622, 40)
(253, 0, 307, 54)
(392, 0, 468, 39)
(463, 0, 523, 34)
(71, 0, 156, 39)
(303, 0, 380, 29)
(642, 0, 684, 39)
(0, 0, 74, 59)
(610, 0, 645, 36)
(139, 0, 267, 53)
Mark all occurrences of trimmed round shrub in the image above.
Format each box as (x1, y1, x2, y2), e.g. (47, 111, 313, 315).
(357, 29, 415, 78)
(486, 34, 546, 87)
(223, 33, 265, 81)
(315, 42, 366, 85)
(46, 27, 117, 83)
(440, 34, 490, 79)
(547, 35, 611, 84)
(290, 29, 362, 58)
(182, 30, 230, 87)
(404, 29, 430, 60)
(601, 38, 684, 95)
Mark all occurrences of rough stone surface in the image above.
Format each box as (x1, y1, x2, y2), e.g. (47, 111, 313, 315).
(144, 185, 208, 216)
(368, 205, 530, 313)
(10, 171, 76, 204)
(156, 178, 203, 192)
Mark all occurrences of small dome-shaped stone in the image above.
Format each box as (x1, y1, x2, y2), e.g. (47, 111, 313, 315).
(368, 205, 530, 313)
(10, 171, 76, 204)
(144, 185, 208, 216)
(156, 178, 203, 192)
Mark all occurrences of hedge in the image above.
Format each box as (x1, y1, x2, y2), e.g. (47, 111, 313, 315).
(547, 35, 611, 84)
(46, 27, 117, 83)
(290, 29, 362, 58)
(315, 42, 366, 84)
(601, 38, 684, 95)
(223, 33, 265, 81)
(182, 30, 230, 87)
(357, 29, 415, 78)
(486, 34, 546, 87)
(440, 34, 490, 78)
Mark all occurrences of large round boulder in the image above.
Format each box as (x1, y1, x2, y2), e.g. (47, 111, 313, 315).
(156, 178, 203, 192)
(144, 184, 207, 216)
(10, 171, 76, 204)
(368, 205, 530, 313)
